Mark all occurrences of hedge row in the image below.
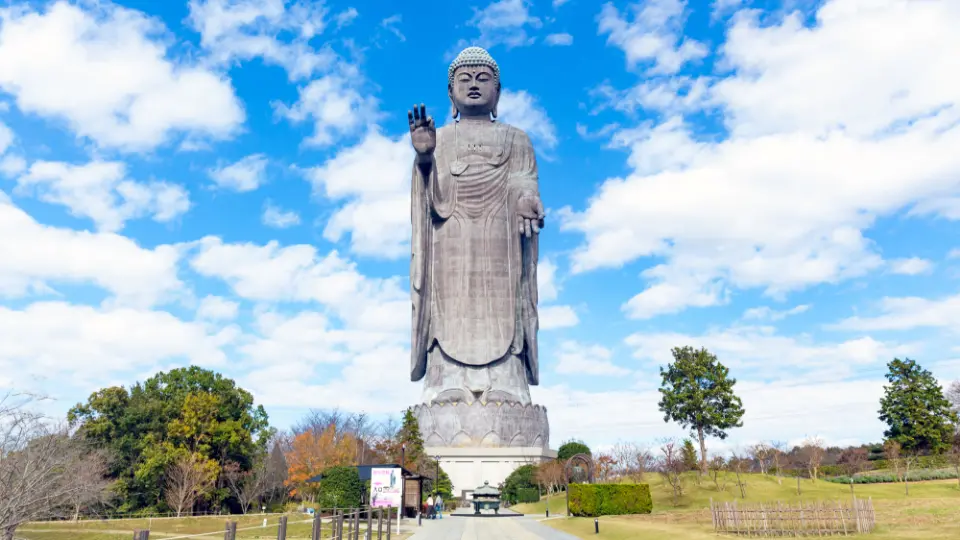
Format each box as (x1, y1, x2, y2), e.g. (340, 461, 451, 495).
(568, 483, 652, 517)
(827, 469, 960, 484)
(515, 488, 540, 504)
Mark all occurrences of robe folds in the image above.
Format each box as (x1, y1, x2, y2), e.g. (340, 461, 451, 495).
(411, 121, 540, 386)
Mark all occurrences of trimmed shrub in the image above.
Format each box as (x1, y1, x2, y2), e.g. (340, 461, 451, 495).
(318, 466, 363, 508)
(568, 483, 652, 517)
(827, 469, 959, 484)
(516, 487, 540, 504)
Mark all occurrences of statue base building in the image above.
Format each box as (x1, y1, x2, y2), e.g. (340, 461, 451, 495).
(414, 401, 554, 497)
(426, 445, 558, 499)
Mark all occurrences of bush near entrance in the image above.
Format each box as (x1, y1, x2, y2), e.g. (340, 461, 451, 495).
(516, 487, 540, 504)
(568, 483, 652, 517)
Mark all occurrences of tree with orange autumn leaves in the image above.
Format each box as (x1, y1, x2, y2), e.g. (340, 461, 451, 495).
(284, 425, 360, 499)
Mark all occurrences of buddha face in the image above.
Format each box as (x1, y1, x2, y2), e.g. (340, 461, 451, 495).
(449, 65, 499, 118)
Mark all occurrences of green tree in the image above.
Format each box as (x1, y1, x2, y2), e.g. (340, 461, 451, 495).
(318, 466, 363, 508)
(681, 439, 699, 471)
(396, 408, 425, 470)
(557, 440, 592, 461)
(658, 346, 745, 474)
(68, 366, 270, 513)
(879, 358, 958, 454)
(502, 464, 538, 503)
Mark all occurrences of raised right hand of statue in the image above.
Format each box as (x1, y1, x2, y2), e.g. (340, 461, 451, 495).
(408, 104, 436, 157)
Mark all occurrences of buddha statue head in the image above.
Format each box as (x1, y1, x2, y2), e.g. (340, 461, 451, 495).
(448, 46, 501, 121)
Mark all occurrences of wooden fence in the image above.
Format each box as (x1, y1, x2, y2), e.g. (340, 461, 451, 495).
(710, 498, 876, 536)
(132, 507, 396, 540)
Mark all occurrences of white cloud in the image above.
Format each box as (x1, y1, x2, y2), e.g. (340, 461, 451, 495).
(186, 0, 336, 80)
(556, 341, 630, 376)
(0, 1, 244, 151)
(335, 7, 358, 29)
(0, 121, 12, 154)
(742, 304, 810, 321)
(625, 325, 914, 383)
(262, 201, 300, 228)
(0, 155, 25, 177)
(553, 0, 571, 7)
(564, 0, 960, 318)
(948, 248, 960, 259)
(0, 301, 237, 391)
(304, 130, 413, 258)
(15, 160, 189, 233)
(274, 72, 380, 147)
(0, 195, 183, 307)
(597, 0, 708, 75)
(545, 33, 573, 46)
(380, 14, 405, 41)
(830, 294, 960, 332)
(538, 258, 560, 302)
(498, 90, 559, 151)
(462, 0, 542, 50)
(540, 305, 579, 330)
(187, 236, 408, 332)
(888, 257, 933, 276)
(196, 295, 239, 321)
(208, 154, 268, 192)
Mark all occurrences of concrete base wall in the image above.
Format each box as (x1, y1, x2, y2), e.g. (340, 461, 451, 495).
(426, 446, 558, 499)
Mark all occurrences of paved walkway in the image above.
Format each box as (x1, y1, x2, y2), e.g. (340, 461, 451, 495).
(407, 513, 578, 540)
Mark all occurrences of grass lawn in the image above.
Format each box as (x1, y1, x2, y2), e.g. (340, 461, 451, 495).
(513, 472, 960, 539)
(17, 513, 414, 540)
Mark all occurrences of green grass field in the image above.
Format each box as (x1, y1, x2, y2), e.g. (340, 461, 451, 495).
(511, 472, 960, 539)
(17, 513, 414, 540)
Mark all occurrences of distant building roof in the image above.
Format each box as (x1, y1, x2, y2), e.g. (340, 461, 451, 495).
(306, 464, 423, 484)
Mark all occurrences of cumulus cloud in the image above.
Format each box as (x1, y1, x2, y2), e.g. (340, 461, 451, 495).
(742, 304, 810, 321)
(888, 257, 933, 276)
(563, 0, 960, 318)
(304, 130, 413, 258)
(540, 305, 579, 330)
(208, 154, 268, 192)
(273, 72, 380, 147)
(830, 293, 960, 332)
(498, 89, 559, 152)
(597, 0, 708, 74)
(0, 1, 244, 151)
(15, 160, 190, 232)
(555, 341, 630, 376)
(262, 201, 300, 229)
(463, 0, 542, 50)
(196, 295, 239, 321)
(0, 196, 183, 307)
(545, 33, 573, 46)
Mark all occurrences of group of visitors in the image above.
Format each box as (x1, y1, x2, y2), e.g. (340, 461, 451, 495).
(424, 494, 444, 519)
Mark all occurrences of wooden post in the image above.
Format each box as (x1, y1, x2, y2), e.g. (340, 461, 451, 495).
(133, 531, 149, 540)
(277, 515, 288, 540)
(311, 511, 322, 540)
(377, 508, 383, 539)
(386, 507, 392, 540)
(839, 501, 848, 535)
(366, 507, 373, 540)
(346, 509, 353, 539)
(224, 520, 237, 540)
(354, 509, 361, 540)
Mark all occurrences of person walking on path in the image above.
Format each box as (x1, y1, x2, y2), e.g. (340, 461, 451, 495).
(426, 495, 435, 519)
(436, 494, 443, 519)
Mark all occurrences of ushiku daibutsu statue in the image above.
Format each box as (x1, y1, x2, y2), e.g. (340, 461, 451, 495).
(408, 46, 550, 449)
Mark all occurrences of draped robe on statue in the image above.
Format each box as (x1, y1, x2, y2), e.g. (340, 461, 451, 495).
(410, 121, 540, 404)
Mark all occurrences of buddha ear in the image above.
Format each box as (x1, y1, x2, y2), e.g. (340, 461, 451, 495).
(491, 84, 500, 120)
(448, 86, 459, 120)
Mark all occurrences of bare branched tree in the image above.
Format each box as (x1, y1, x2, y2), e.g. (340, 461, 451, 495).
(770, 441, 786, 485)
(948, 432, 960, 490)
(66, 448, 113, 521)
(749, 443, 772, 475)
(165, 453, 216, 517)
(800, 436, 826, 481)
(224, 459, 269, 514)
(884, 439, 904, 482)
(0, 393, 107, 539)
(837, 447, 869, 478)
(708, 455, 728, 492)
(947, 380, 960, 419)
(657, 439, 686, 506)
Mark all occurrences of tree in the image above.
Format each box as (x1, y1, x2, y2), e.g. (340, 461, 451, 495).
(749, 443, 772, 475)
(165, 453, 218, 517)
(503, 464, 539, 503)
(284, 425, 358, 498)
(0, 394, 110, 539)
(263, 441, 289, 507)
(878, 358, 958, 454)
(595, 452, 617, 482)
(557, 439, 591, 461)
(709, 456, 729, 491)
(224, 458, 269, 514)
(837, 447, 869, 478)
(883, 440, 904, 482)
(66, 448, 113, 521)
(68, 367, 270, 513)
(681, 439, 699, 471)
(947, 432, 960, 490)
(658, 346, 745, 474)
(770, 441, 786, 485)
(657, 439, 685, 506)
(317, 466, 363, 508)
(800, 437, 825, 481)
(534, 460, 564, 496)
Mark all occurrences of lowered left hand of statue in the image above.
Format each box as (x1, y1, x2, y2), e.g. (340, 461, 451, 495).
(517, 194, 545, 237)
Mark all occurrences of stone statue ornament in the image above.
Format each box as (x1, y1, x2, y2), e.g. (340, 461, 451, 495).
(408, 46, 550, 448)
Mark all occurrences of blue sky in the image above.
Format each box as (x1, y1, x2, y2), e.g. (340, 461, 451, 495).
(0, 0, 958, 453)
